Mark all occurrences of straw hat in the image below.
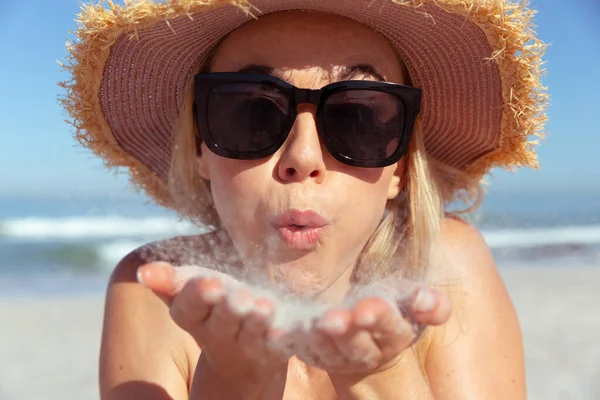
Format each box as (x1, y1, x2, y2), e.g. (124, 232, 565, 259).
(60, 0, 547, 209)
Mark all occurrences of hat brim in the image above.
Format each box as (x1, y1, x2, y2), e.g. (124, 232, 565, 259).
(60, 0, 548, 208)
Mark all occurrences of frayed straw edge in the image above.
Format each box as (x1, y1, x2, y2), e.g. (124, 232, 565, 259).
(58, 0, 549, 209)
(58, 0, 235, 209)
(386, 0, 549, 182)
(465, 0, 549, 178)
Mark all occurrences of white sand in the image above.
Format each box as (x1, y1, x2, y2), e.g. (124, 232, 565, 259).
(499, 266, 600, 400)
(1, 266, 599, 400)
(0, 296, 104, 400)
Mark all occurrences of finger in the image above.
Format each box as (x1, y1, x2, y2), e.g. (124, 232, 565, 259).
(318, 309, 381, 369)
(353, 296, 392, 331)
(408, 287, 453, 326)
(308, 327, 347, 368)
(331, 327, 381, 370)
(137, 262, 178, 297)
(204, 286, 252, 341)
(265, 327, 300, 361)
(169, 277, 224, 337)
(315, 308, 352, 336)
(237, 297, 274, 360)
(353, 296, 415, 355)
(277, 329, 317, 365)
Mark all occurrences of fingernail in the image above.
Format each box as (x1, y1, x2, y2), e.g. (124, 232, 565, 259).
(228, 293, 253, 316)
(202, 287, 225, 302)
(136, 268, 146, 286)
(356, 312, 376, 327)
(254, 302, 273, 317)
(137, 262, 173, 284)
(317, 316, 347, 334)
(413, 289, 436, 313)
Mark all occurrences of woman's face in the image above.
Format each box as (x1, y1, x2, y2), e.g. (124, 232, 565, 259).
(197, 10, 407, 297)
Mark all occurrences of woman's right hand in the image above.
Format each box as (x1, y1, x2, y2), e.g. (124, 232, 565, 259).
(136, 261, 288, 387)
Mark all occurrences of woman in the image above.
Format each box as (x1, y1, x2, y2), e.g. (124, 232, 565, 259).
(61, 0, 547, 399)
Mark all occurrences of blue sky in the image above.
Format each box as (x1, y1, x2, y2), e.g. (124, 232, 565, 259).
(1, 0, 599, 199)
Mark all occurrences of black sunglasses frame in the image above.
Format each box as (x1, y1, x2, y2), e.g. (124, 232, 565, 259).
(193, 72, 422, 168)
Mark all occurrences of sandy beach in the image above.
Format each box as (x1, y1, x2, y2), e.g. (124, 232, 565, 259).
(1, 266, 599, 400)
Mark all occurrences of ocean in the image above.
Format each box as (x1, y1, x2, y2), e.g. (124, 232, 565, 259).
(0, 192, 599, 299)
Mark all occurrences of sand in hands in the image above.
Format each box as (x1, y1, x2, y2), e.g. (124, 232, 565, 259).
(173, 265, 420, 363)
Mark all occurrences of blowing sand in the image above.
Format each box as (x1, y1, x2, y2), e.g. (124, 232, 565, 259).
(0, 265, 598, 400)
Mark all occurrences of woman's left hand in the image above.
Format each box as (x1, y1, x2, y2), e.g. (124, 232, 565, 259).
(291, 286, 452, 375)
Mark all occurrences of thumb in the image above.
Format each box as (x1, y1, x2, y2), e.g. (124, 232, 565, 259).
(137, 261, 179, 300)
(406, 287, 453, 326)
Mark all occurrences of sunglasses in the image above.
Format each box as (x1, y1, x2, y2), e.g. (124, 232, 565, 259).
(193, 72, 421, 168)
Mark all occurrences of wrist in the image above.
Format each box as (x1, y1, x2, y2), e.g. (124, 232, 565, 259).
(189, 353, 269, 400)
(328, 350, 408, 384)
(329, 350, 433, 400)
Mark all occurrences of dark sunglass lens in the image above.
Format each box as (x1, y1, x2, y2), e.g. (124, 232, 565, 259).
(323, 90, 405, 161)
(207, 82, 289, 153)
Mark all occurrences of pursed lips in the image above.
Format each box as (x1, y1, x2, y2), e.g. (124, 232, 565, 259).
(272, 209, 330, 228)
(271, 209, 330, 249)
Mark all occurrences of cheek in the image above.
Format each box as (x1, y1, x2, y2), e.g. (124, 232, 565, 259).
(205, 158, 269, 229)
(334, 167, 397, 235)
(210, 171, 252, 213)
(209, 173, 258, 250)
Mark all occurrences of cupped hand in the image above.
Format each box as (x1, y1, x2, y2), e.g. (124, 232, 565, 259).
(136, 261, 288, 384)
(292, 286, 452, 375)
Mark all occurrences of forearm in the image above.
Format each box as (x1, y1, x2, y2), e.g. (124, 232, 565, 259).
(329, 350, 434, 400)
(189, 354, 267, 400)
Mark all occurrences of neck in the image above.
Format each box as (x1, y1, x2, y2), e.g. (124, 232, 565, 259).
(313, 263, 355, 305)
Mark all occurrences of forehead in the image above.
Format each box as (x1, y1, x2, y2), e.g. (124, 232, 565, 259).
(210, 10, 405, 84)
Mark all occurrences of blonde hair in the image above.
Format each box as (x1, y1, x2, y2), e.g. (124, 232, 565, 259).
(167, 89, 217, 227)
(354, 116, 484, 279)
(168, 30, 485, 283)
(168, 82, 482, 377)
(168, 74, 484, 276)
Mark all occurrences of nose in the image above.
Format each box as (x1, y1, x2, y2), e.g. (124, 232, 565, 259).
(276, 105, 326, 184)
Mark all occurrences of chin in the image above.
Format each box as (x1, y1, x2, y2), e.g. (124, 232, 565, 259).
(261, 257, 345, 299)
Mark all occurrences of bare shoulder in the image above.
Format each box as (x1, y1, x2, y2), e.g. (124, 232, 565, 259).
(99, 232, 229, 400)
(429, 216, 500, 287)
(127, 229, 238, 267)
(423, 216, 526, 399)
